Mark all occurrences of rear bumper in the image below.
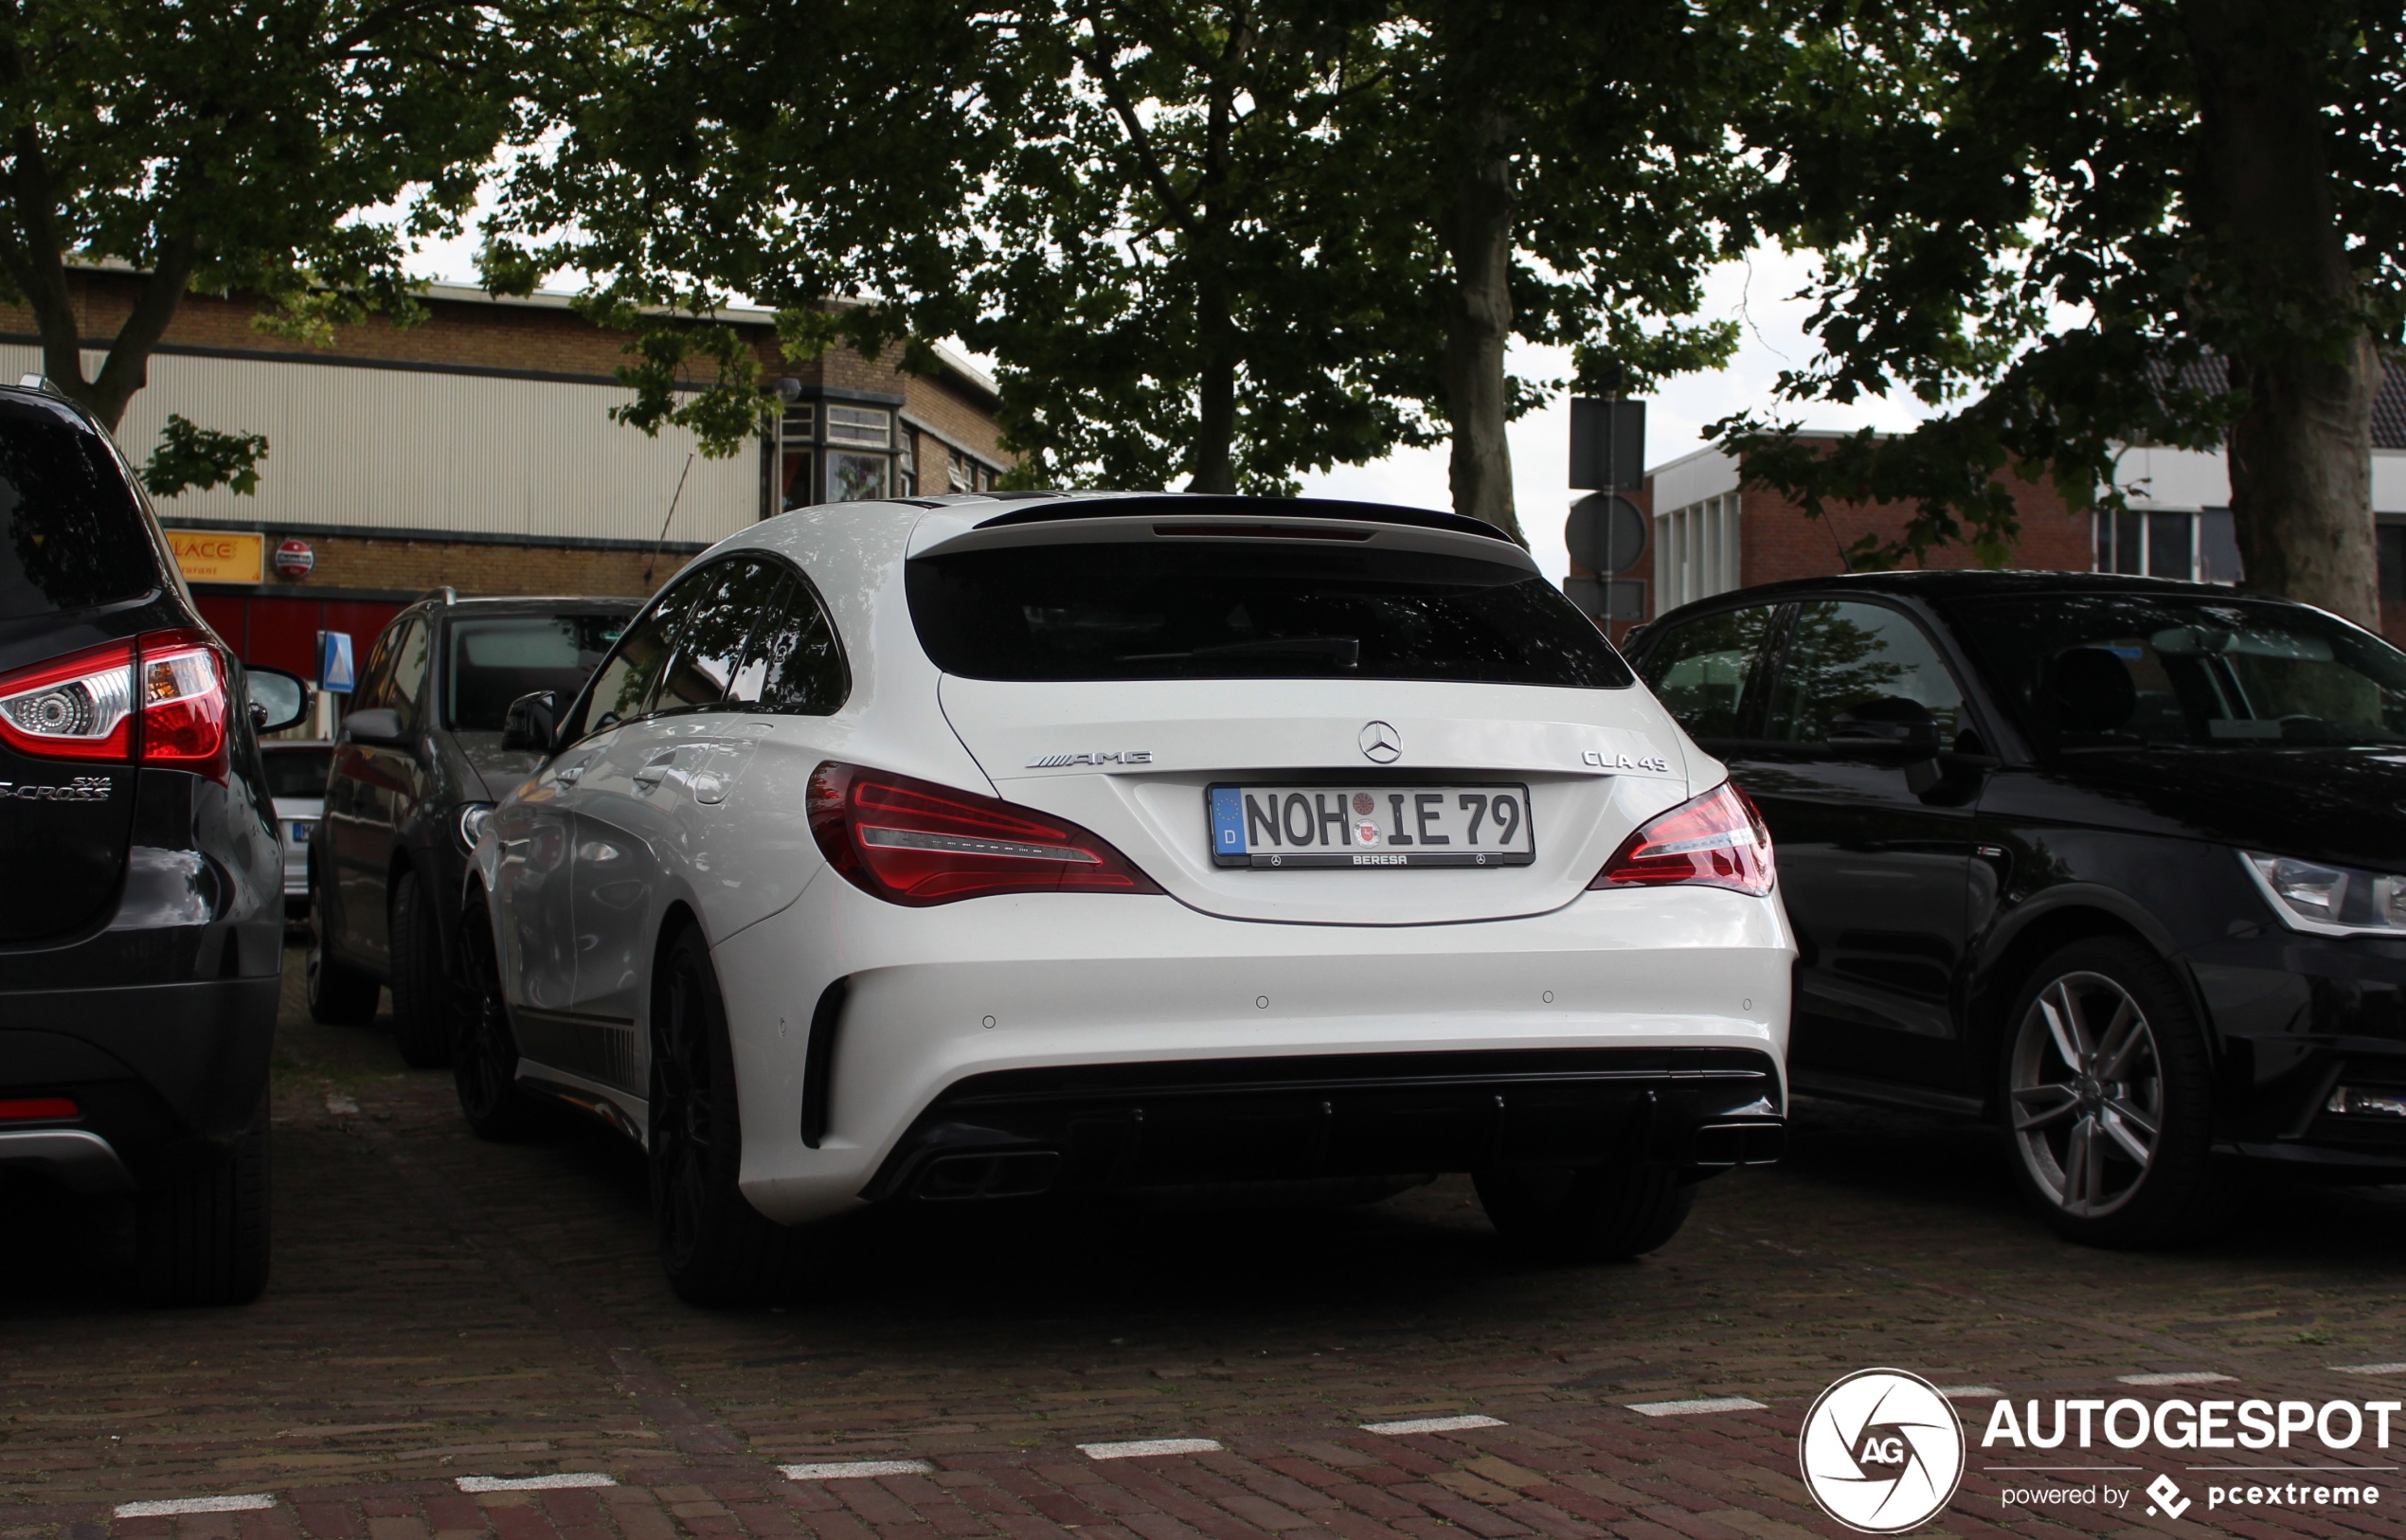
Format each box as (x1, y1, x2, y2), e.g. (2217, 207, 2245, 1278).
(0, 978, 278, 1188)
(709, 883, 1794, 1225)
(861, 1046, 1785, 1202)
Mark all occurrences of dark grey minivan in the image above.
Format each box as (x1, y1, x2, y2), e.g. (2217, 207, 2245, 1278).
(306, 593, 633, 1066)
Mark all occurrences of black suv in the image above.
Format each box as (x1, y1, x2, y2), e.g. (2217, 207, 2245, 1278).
(1628, 570, 2406, 1245)
(306, 593, 633, 1065)
(0, 381, 308, 1303)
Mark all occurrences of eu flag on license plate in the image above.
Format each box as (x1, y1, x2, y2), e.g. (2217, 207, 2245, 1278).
(1210, 786, 1246, 855)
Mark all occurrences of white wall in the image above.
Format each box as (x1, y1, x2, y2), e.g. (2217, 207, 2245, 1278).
(2, 345, 756, 546)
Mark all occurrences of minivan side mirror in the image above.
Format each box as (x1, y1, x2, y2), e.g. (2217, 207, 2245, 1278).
(502, 690, 559, 755)
(245, 667, 311, 735)
(1826, 696, 1944, 760)
(343, 707, 405, 747)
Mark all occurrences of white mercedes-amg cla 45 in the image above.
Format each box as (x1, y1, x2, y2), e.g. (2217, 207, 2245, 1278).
(458, 493, 1793, 1302)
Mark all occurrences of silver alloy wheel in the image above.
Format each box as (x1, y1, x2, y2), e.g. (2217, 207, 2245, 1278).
(2009, 970, 2165, 1218)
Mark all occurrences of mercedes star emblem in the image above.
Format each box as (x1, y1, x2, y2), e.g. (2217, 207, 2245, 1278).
(1359, 720, 1402, 763)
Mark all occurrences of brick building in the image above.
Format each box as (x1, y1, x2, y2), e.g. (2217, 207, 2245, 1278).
(1, 268, 1010, 685)
(1614, 377, 2406, 645)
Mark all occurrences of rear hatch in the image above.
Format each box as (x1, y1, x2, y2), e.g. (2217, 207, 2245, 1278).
(0, 395, 170, 940)
(912, 506, 1692, 925)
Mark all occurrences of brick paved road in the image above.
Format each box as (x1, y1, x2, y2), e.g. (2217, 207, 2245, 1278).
(9, 950, 2406, 1540)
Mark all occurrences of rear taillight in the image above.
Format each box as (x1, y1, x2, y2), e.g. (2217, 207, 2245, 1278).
(807, 761, 1161, 906)
(1589, 781, 1775, 897)
(0, 640, 136, 759)
(0, 1097, 79, 1122)
(135, 629, 229, 778)
(0, 628, 229, 777)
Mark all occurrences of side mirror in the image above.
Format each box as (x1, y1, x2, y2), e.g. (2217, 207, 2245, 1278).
(1827, 696, 1944, 760)
(343, 707, 405, 747)
(245, 667, 311, 735)
(502, 690, 559, 755)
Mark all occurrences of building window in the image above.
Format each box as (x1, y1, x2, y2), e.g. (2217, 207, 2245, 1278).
(1654, 492, 1740, 611)
(2380, 522, 2406, 606)
(778, 405, 816, 512)
(2094, 508, 2241, 582)
(826, 405, 892, 448)
(828, 451, 889, 501)
(896, 433, 917, 496)
(947, 448, 974, 492)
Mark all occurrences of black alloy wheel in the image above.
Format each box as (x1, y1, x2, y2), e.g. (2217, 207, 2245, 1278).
(305, 868, 379, 1026)
(388, 870, 453, 1068)
(2002, 937, 2215, 1247)
(649, 924, 807, 1305)
(452, 890, 542, 1140)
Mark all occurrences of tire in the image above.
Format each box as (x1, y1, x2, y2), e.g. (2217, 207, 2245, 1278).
(388, 868, 453, 1068)
(306, 874, 380, 1027)
(1474, 1162, 1697, 1262)
(651, 923, 808, 1305)
(136, 1093, 271, 1305)
(2000, 936, 2216, 1248)
(453, 889, 544, 1140)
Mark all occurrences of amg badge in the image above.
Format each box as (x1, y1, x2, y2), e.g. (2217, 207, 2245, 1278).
(1026, 750, 1154, 768)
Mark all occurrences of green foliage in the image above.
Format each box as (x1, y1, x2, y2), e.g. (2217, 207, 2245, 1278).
(480, 0, 998, 457)
(141, 415, 269, 499)
(1716, 0, 2406, 570)
(0, 0, 530, 429)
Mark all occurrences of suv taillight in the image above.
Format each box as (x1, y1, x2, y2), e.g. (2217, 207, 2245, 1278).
(807, 761, 1161, 905)
(0, 628, 228, 777)
(134, 629, 230, 777)
(1589, 781, 1775, 897)
(0, 639, 137, 759)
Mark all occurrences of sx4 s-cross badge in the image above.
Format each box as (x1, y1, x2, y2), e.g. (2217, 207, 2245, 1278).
(0, 774, 112, 802)
(1799, 1369, 1967, 1533)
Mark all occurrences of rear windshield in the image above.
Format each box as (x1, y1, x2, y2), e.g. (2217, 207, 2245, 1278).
(907, 541, 1632, 687)
(0, 405, 158, 619)
(1945, 591, 2406, 750)
(261, 747, 333, 799)
(447, 615, 629, 731)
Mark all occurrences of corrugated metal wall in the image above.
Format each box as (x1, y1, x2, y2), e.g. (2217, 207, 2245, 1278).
(1, 344, 757, 546)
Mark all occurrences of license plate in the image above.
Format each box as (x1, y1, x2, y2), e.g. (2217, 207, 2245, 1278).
(1209, 783, 1535, 869)
(289, 821, 313, 843)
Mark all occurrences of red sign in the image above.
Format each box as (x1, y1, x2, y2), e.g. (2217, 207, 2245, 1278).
(272, 539, 314, 581)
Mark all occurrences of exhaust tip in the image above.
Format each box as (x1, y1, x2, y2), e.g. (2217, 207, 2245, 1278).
(916, 1150, 1063, 1201)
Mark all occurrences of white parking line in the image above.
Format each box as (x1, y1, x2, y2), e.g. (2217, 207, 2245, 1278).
(2117, 1371, 2235, 1386)
(115, 1496, 277, 1517)
(1081, 1438, 1224, 1459)
(781, 1459, 937, 1480)
(2336, 1363, 2406, 1376)
(1940, 1387, 2004, 1398)
(1361, 1415, 1505, 1435)
(1627, 1396, 1769, 1417)
(455, 1474, 617, 1492)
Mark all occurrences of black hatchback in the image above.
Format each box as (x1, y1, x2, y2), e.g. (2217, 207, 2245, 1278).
(1627, 570, 2406, 1246)
(0, 381, 308, 1302)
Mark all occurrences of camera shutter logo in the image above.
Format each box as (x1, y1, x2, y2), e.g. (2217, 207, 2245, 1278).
(1798, 1369, 1966, 1533)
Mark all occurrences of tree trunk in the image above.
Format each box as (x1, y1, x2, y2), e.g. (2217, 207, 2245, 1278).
(1438, 104, 1522, 543)
(2182, 0, 2380, 629)
(1190, 261, 1239, 493)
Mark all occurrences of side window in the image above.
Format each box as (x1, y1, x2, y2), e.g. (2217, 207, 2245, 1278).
(562, 569, 714, 744)
(386, 617, 432, 732)
(729, 572, 848, 714)
(1766, 600, 1966, 743)
(1638, 605, 1778, 740)
(349, 627, 396, 713)
(653, 559, 785, 716)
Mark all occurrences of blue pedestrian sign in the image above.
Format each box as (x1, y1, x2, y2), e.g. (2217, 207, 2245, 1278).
(318, 631, 355, 693)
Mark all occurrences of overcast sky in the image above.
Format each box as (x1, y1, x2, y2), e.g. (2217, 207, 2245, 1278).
(405, 235, 1941, 586)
